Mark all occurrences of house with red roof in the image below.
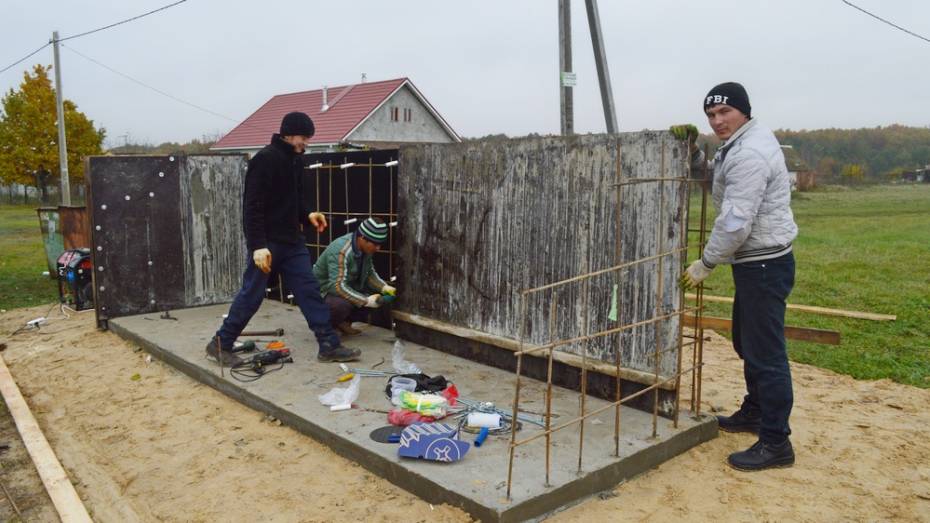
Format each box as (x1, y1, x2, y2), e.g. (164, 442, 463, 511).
(211, 77, 460, 155)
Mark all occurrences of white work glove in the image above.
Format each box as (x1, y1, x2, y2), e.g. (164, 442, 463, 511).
(381, 284, 396, 296)
(680, 259, 714, 290)
(308, 212, 328, 233)
(364, 294, 382, 308)
(253, 248, 272, 274)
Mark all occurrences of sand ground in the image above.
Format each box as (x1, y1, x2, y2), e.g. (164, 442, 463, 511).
(0, 304, 928, 522)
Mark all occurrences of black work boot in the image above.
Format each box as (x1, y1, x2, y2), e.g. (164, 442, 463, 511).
(205, 339, 243, 366)
(716, 408, 761, 434)
(317, 344, 361, 363)
(727, 439, 795, 471)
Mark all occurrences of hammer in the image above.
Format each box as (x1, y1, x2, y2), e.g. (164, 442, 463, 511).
(239, 328, 284, 337)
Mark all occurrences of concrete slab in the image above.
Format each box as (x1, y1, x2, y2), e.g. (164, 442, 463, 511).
(110, 301, 716, 522)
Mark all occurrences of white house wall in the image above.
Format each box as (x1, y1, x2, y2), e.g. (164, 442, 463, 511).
(348, 85, 455, 143)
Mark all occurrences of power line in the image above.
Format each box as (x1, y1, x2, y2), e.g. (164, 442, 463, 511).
(1, 1, 187, 78)
(0, 43, 51, 75)
(61, 43, 240, 124)
(841, 0, 930, 44)
(58, 0, 188, 42)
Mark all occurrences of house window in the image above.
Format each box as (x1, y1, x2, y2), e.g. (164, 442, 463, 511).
(404, 108, 412, 122)
(391, 107, 399, 122)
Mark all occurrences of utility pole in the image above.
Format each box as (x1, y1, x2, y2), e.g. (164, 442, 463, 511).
(558, 0, 574, 135)
(585, 0, 618, 133)
(51, 31, 71, 205)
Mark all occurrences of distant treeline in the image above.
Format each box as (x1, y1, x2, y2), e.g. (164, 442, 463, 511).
(774, 125, 930, 182)
(697, 125, 930, 183)
(107, 137, 217, 155)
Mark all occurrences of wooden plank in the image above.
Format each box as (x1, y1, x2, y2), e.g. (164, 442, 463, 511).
(683, 315, 841, 345)
(393, 310, 675, 390)
(685, 293, 896, 322)
(0, 354, 92, 523)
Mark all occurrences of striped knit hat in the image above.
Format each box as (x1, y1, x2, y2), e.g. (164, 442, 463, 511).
(358, 217, 388, 244)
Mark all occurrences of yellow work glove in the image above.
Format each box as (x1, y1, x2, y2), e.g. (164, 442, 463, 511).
(364, 294, 381, 308)
(679, 259, 713, 290)
(381, 284, 396, 296)
(669, 124, 699, 156)
(309, 212, 328, 233)
(253, 248, 272, 274)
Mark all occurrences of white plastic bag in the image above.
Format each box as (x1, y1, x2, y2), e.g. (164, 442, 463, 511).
(392, 340, 421, 374)
(318, 375, 361, 408)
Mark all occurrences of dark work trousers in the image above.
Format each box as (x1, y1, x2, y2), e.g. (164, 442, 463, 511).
(731, 251, 796, 445)
(325, 294, 391, 329)
(215, 242, 340, 353)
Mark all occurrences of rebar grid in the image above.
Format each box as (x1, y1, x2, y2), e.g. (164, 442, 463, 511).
(505, 140, 711, 499)
(304, 157, 399, 269)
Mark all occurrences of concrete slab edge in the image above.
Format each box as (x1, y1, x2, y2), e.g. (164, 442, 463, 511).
(507, 417, 718, 522)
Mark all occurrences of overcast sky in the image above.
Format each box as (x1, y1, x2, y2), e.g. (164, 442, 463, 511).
(3, 0, 929, 146)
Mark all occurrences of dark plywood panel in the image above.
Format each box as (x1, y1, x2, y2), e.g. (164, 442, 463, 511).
(87, 154, 248, 327)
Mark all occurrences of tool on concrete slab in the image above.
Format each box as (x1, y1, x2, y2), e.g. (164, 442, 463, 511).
(239, 328, 284, 337)
(160, 310, 177, 321)
(230, 340, 257, 353)
(229, 348, 293, 382)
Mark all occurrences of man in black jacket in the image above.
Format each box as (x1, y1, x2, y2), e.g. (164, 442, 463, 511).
(206, 112, 361, 364)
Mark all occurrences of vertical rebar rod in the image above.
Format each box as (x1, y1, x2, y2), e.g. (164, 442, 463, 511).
(215, 334, 223, 378)
(369, 157, 373, 216)
(673, 142, 691, 428)
(652, 144, 667, 438)
(578, 278, 589, 472)
(389, 158, 394, 278)
(613, 141, 623, 457)
(344, 161, 350, 220)
(315, 165, 322, 259)
(328, 166, 333, 245)
(695, 144, 711, 417)
(506, 294, 528, 500)
(545, 291, 557, 487)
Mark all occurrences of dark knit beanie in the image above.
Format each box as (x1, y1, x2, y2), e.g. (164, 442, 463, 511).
(703, 82, 751, 118)
(280, 111, 315, 137)
(358, 218, 388, 244)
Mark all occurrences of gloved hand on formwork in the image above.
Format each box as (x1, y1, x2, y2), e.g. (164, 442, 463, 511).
(669, 124, 700, 155)
(253, 248, 272, 274)
(365, 294, 382, 308)
(679, 259, 713, 290)
(308, 212, 328, 233)
(669, 124, 698, 141)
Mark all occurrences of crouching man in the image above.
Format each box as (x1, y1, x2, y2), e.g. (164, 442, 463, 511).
(313, 217, 396, 338)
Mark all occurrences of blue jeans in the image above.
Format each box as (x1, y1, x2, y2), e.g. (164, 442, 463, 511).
(731, 252, 795, 444)
(215, 242, 340, 353)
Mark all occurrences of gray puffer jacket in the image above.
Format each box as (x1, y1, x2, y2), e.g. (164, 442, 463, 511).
(700, 119, 798, 266)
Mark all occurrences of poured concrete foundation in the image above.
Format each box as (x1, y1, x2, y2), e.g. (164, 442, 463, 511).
(110, 301, 716, 522)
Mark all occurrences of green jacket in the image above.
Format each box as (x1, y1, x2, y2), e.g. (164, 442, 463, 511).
(313, 232, 387, 306)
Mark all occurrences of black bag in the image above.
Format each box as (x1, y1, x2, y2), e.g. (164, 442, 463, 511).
(384, 373, 448, 398)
